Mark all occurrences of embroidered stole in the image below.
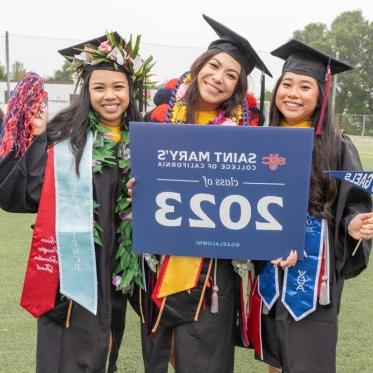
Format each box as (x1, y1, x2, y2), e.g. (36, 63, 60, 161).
(21, 133, 97, 317)
(20, 147, 59, 317)
(258, 214, 328, 321)
(54, 132, 97, 315)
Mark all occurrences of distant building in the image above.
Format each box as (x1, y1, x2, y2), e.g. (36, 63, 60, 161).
(0, 80, 75, 119)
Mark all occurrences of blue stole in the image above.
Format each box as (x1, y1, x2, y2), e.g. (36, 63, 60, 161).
(258, 215, 325, 321)
(54, 132, 97, 315)
(258, 265, 279, 310)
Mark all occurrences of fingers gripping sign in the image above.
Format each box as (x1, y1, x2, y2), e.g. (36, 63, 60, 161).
(126, 177, 135, 201)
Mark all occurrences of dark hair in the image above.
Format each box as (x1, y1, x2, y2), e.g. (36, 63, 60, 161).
(269, 73, 342, 220)
(46, 69, 142, 174)
(184, 49, 248, 123)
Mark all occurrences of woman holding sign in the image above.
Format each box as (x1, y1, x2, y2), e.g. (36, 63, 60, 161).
(127, 14, 274, 373)
(249, 40, 373, 373)
(0, 33, 153, 372)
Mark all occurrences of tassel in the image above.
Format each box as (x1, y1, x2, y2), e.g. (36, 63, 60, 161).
(141, 254, 147, 293)
(211, 285, 219, 314)
(65, 300, 73, 328)
(315, 59, 332, 136)
(319, 220, 330, 305)
(319, 276, 329, 305)
(210, 258, 219, 314)
(259, 71, 265, 126)
(244, 272, 252, 319)
(139, 284, 145, 324)
(247, 272, 252, 298)
(194, 259, 213, 321)
(262, 303, 269, 315)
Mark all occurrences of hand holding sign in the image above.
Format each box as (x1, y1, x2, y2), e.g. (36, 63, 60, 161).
(130, 123, 314, 260)
(126, 177, 135, 201)
(271, 249, 298, 268)
(348, 212, 373, 240)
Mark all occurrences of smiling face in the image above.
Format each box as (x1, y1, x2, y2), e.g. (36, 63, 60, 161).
(275, 71, 319, 125)
(88, 69, 130, 127)
(197, 52, 241, 111)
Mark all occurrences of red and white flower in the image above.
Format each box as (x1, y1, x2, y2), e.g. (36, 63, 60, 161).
(98, 40, 112, 52)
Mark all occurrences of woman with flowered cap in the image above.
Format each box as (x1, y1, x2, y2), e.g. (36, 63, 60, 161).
(247, 40, 373, 373)
(126, 14, 279, 373)
(0, 32, 153, 372)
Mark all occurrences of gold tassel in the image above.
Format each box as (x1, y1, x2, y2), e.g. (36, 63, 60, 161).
(65, 300, 73, 328)
(194, 259, 213, 321)
(151, 297, 167, 334)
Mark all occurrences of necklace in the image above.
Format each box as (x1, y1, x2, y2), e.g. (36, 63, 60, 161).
(164, 73, 249, 125)
(89, 111, 142, 294)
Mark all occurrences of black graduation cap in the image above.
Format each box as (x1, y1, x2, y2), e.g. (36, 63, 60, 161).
(58, 32, 123, 59)
(58, 32, 129, 76)
(271, 39, 353, 83)
(203, 14, 272, 77)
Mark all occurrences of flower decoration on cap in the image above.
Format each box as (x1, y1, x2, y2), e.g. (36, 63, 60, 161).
(65, 31, 154, 88)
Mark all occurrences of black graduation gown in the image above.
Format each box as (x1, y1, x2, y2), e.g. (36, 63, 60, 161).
(137, 113, 238, 373)
(0, 134, 127, 373)
(254, 136, 372, 373)
(139, 259, 237, 373)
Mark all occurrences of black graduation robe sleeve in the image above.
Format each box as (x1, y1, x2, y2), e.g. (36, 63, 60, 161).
(0, 134, 47, 213)
(334, 135, 372, 279)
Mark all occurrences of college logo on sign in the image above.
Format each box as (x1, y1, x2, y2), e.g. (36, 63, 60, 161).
(262, 154, 287, 171)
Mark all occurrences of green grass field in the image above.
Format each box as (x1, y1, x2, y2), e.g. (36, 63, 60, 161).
(0, 136, 372, 373)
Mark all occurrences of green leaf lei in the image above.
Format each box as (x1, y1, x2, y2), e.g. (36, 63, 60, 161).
(89, 111, 142, 294)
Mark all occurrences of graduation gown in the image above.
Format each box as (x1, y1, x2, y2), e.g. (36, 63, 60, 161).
(253, 136, 372, 373)
(138, 259, 237, 373)
(0, 134, 127, 373)
(137, 103, 245, 373)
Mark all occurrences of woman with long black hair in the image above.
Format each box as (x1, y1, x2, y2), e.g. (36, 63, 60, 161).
(0, 32, 153, 372)
(249, 39, 373, 373)
(127, 14, 276, 373)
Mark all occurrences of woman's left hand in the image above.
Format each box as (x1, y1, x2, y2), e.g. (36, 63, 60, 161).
(271, 249, 298, 268)
(348, 212, 373, 240)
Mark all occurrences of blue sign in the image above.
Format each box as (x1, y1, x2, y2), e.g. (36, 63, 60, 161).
(327, 171, 373, 194)
(130, 122, 314, 260)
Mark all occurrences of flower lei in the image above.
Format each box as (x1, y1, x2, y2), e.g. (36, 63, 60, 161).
(147, 74, 259, 277)
(89, 111, 142, 293)
(164, 73, 249, 126)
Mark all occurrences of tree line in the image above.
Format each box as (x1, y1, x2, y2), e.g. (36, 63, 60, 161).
(1, 10, 372, 115)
